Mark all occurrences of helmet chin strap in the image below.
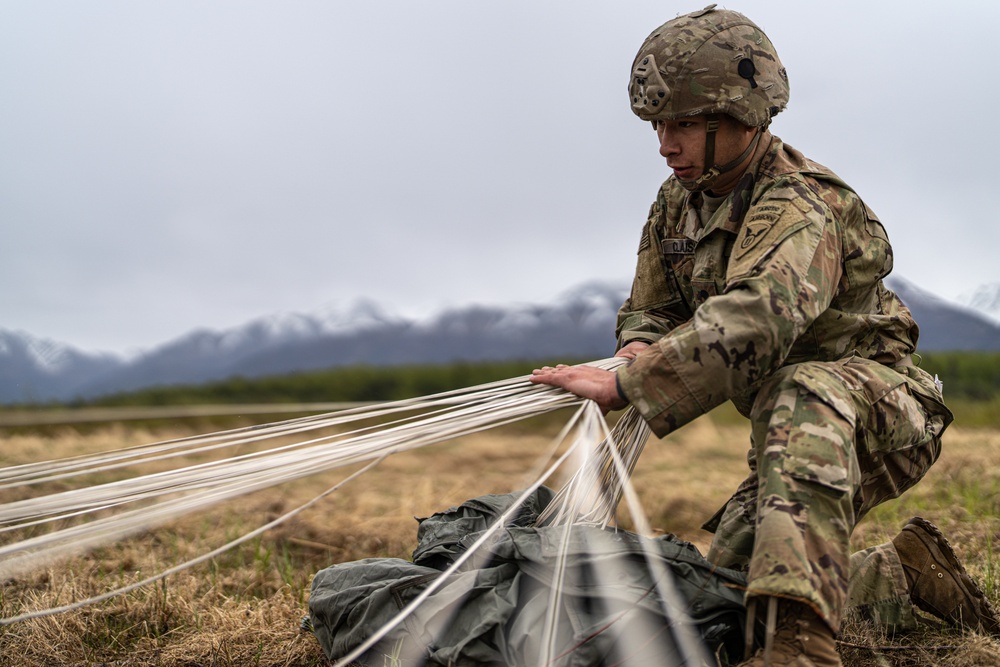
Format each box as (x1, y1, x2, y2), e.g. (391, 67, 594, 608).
(677, 114, 761, 193)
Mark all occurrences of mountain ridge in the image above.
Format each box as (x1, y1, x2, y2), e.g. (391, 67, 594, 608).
(956, 282, 1000, 323)
(3, 277, 998, 405)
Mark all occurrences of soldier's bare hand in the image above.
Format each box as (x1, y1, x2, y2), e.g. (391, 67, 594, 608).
(529, 364, 628, 413)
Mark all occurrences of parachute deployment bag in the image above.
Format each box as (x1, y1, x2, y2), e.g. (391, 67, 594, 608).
(309, 488, 748, 666)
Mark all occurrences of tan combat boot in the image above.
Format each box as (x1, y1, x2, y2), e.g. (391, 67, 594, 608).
(738, 597, 842, 666)
(892, 516, 1000, 635)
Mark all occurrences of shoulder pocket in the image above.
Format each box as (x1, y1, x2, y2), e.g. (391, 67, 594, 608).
(845, 201, 892, 288)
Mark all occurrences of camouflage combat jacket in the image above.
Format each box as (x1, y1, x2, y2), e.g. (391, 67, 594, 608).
(615, 133, 919, 436)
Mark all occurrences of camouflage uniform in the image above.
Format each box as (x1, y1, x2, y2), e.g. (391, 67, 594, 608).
(614, 133, 953, 631)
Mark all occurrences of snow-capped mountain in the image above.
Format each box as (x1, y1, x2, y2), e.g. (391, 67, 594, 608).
(3, 278, 999, 405)
(956, 282, 1000, 324)
(888, 277, 1000, 351)
(0, 283, 626, 404)
(0, 329, 124, 404)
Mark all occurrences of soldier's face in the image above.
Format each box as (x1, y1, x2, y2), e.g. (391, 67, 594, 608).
(655, 116, 756, 193)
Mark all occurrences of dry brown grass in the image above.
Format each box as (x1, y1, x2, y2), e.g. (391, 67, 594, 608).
(1, 411, 999, 666)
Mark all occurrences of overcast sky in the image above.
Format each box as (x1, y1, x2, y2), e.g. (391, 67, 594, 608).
(3, 1, 997, 355)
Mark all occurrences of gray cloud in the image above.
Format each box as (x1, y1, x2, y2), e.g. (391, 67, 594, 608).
(2, 1, 996, 353)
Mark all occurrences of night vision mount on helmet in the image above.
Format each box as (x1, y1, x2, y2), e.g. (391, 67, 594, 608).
(629, 5, 790, 191)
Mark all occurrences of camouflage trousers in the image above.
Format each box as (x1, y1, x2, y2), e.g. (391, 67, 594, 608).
(703, 357, 952, 632)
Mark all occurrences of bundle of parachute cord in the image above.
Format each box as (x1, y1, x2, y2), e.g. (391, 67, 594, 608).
(0, 357, 711, 666)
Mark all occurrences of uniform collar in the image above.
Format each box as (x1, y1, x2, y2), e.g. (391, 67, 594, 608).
(682, 131, 777, 239)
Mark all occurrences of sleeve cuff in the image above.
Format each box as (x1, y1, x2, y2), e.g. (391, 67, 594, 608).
(615, 374, 628, 403)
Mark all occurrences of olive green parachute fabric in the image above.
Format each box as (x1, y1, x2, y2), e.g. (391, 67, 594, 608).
(309, 488, 748, 666)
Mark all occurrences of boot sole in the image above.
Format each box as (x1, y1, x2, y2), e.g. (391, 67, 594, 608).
(905, 516, 1000, 636)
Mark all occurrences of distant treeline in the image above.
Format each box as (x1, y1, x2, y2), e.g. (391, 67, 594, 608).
(78, 360, 579, 408)
(65, 352, 998, 408)
(919, 352, 1000, 401)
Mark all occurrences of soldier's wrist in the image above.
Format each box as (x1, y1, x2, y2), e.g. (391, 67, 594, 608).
(615, 374, 629, 404)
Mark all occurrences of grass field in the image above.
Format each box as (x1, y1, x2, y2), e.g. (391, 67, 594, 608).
(1, 406, 999, 666)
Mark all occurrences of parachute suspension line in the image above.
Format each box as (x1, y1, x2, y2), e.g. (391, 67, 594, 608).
(0, 375, 584, 530)
(0, 454, 389, 626)
(0, 360, 624, 618)
(539, 401, 613, 665)
(330, 400, 597, 667)
(531, 390, 709, 665)
(0, 372, 547, 489)
(535, 405, 651, 528)
(0, 374, 549, 492)
(601, 416, 712, 666)
(2, 356, 716, 666)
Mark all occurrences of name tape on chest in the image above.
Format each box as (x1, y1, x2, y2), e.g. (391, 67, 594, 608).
(660, 238, 696, 256)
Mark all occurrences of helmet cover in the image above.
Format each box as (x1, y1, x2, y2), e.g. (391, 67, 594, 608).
(629, 5, 789, 128)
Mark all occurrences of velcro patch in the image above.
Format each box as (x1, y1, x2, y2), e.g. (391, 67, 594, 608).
(734, 205, 783, 259)
(660, 238, 696, 255)
(638, 231, 651, 253)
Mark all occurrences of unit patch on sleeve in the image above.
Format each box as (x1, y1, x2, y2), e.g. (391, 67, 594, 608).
(733, 204, 782, 260)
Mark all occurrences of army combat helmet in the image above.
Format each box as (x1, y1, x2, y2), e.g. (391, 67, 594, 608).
(629, 5, 789, 191)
